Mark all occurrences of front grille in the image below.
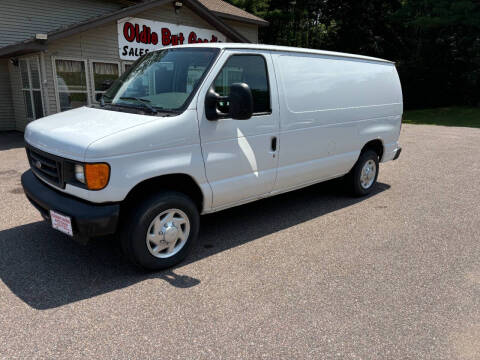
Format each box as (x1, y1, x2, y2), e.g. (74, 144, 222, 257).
(26, 146, 64, 188)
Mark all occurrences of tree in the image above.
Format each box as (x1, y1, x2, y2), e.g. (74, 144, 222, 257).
(392, 0, 480, 107)
(225, 0, 480, 108)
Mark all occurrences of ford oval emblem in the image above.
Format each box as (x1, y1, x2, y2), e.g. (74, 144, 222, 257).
(35, 160, 42, 169)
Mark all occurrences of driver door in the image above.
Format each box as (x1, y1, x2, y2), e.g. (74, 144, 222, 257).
(197, 50, 280, 209)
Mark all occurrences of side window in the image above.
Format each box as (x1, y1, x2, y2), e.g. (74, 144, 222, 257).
(213, 55, 270, 114)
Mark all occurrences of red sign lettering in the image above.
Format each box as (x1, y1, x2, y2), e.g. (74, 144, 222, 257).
(161, 28, 171, 46)
(122, 21, 221, 56)
(123, 22, 135, 42)
(123, 22, 161, 45)
(188, 31, 197, 43)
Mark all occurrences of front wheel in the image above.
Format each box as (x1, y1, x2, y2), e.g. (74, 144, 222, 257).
(347, 150, 379, 197)
(120, 191, 200, 270)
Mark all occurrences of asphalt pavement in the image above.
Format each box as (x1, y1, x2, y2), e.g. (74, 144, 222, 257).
(0, 124, 479, 359)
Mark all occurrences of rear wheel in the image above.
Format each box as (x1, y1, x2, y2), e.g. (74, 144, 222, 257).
(347, 150, 379, 196)
(120, 191, 199, 270)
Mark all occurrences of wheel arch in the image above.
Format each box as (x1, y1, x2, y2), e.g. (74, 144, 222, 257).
(122, 173, 205, 213)
(360, 139, 384, 161)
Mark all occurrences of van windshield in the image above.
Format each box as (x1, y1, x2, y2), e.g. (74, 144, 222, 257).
(103, 48, 219, 112)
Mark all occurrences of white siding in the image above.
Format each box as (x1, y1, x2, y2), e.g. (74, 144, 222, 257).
(0, 59, 15, 130)
(136, 3, 218, 29)
(223, 20, 258, 43)
(0, 0, 126, 48)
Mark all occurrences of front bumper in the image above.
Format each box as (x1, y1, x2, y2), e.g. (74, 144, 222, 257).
(21, 170, 120, 240)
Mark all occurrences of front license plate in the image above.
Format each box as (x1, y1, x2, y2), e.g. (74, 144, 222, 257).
(50, 210, 73, 237)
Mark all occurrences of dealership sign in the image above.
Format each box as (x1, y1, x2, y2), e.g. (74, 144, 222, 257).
(117, 17, 226, 60)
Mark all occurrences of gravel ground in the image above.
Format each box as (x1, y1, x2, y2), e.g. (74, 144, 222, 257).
(0, 124, 479, 359)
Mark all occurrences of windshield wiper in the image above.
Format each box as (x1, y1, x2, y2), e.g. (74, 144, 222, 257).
(119, 97, 157, 114)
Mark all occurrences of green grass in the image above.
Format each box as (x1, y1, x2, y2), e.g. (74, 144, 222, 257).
(403, 107, 480, 128)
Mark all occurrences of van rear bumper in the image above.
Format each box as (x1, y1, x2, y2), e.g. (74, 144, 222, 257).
(393, 147, 402, 160)
(21, 170, 120, 240)
(382, 142, 402, 162)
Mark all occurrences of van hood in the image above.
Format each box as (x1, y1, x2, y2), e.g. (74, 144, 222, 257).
(24, 106, 157, 160)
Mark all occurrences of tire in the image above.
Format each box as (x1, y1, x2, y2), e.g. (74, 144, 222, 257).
(120, 191, 200, 271)
(347, 150, 380, 197)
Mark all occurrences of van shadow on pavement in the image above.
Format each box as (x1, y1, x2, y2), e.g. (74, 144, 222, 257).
(0, 131, 24, 151)
(0, 179, 390, 310)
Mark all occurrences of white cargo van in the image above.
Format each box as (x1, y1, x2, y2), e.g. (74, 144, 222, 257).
(22, 43, 402, 270)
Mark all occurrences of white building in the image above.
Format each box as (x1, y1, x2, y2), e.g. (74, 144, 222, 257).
(0, 0, 268, 131)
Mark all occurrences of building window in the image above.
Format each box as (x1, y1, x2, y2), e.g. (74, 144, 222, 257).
(19, 57, 44, 120)
(54, 59, 89, 111)
(187, 65, 207, 93)
(213, 55, 271, 114)
(122, 62, 133, 74)
(91, 61, 120, 102)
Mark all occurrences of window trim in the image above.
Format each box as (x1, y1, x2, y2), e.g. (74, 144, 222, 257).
(210, 53, 272, 117)
(19, 55, 45, 120)
(52, 56, 91, 112)
(121, 61, 134, 74)
(89, 59, 121, 103)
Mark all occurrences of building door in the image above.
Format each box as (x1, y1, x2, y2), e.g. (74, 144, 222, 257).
(19, 57, 44, 121)
(197, 50, 280, 209)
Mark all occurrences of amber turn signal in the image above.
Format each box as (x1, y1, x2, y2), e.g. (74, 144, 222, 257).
(84, 163, 110, 190)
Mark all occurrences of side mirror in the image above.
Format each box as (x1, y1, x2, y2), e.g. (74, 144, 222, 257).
(95, 93, 103, 102)
(229, 83, 254, 120)
(205, 82, 253, 121)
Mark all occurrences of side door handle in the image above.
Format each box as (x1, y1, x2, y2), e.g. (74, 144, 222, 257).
(271, 136, 277, 151)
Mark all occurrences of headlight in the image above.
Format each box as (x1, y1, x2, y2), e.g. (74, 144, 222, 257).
(74, 164, 85, 184)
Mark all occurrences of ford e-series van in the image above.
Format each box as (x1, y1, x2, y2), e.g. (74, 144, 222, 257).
(21, 43, 402, 270)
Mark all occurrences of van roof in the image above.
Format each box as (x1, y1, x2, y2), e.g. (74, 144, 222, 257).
(162, 43, 394, 64)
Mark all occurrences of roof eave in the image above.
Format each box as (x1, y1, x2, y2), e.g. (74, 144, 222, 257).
(46, 0, 173, 43)
(213, 12, 269, 27)
(182, 0, 250, 42)
(0, 41, 47, 58)
(0, 0, 251, 58)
